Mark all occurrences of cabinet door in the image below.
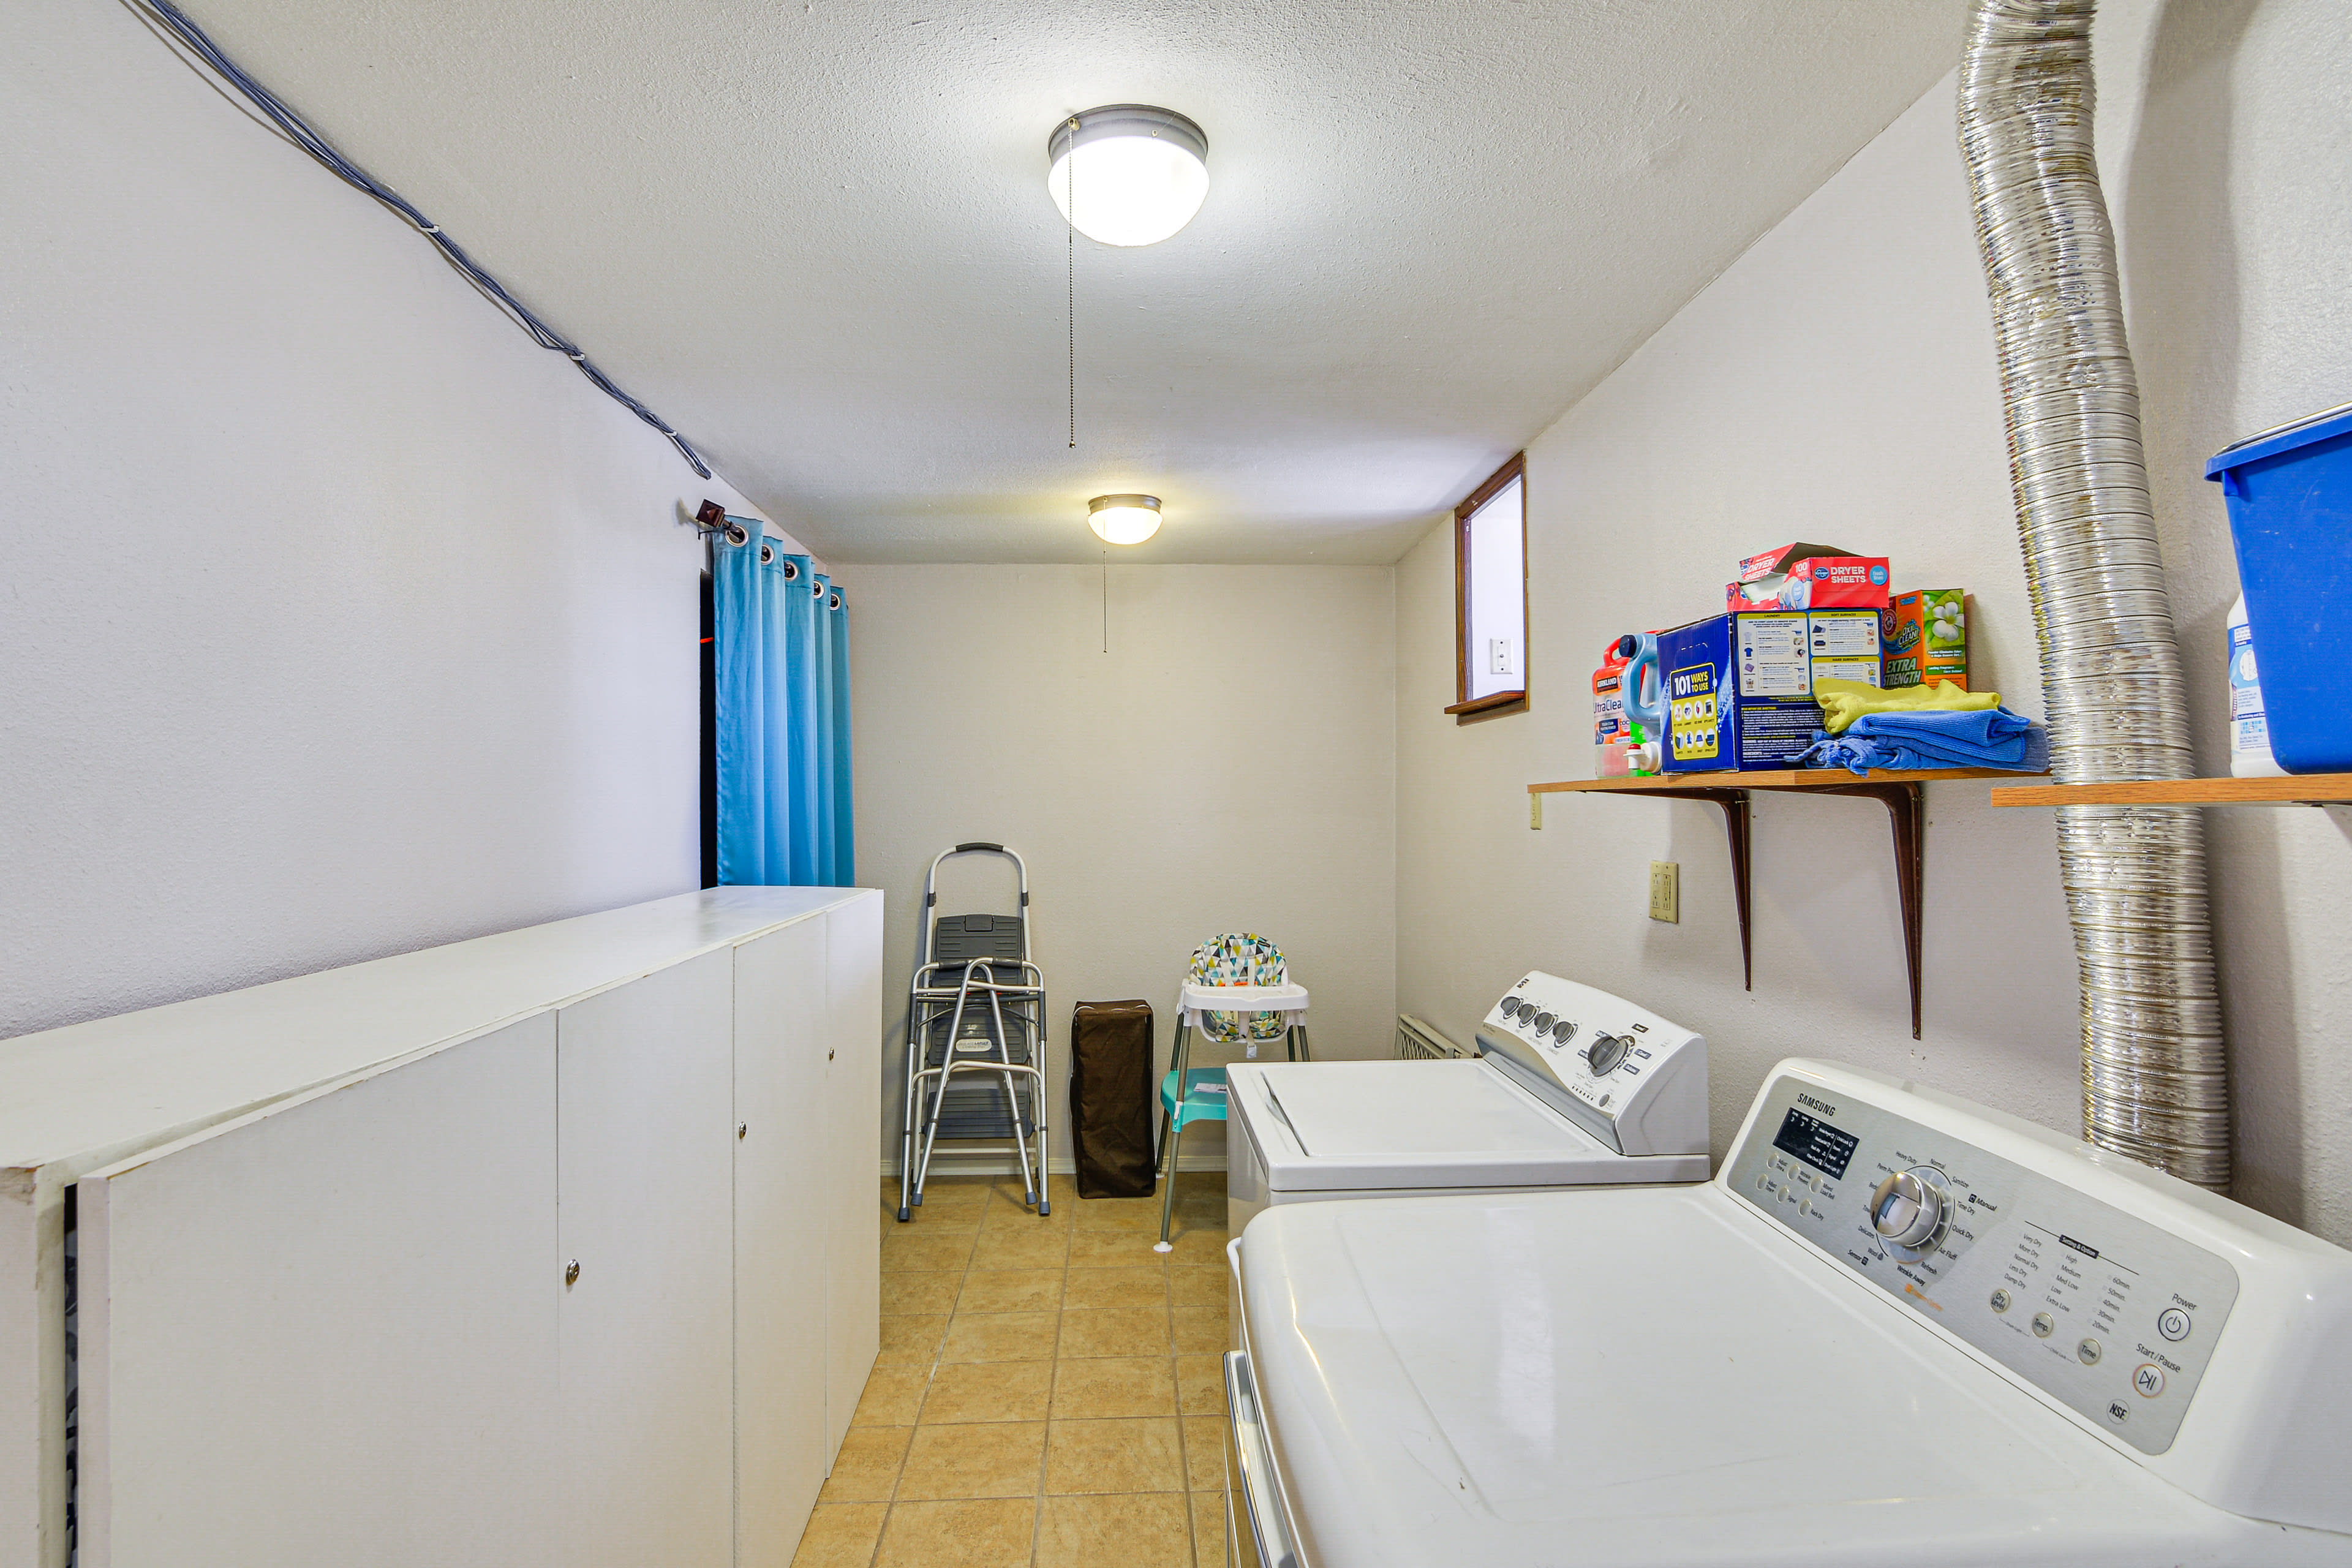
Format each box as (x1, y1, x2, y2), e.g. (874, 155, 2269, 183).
(733, 921, 829, 1561)
(79, 1016, 559, 1568)
(824, 894, 884, 1456)
(556, 952, 733, 1568)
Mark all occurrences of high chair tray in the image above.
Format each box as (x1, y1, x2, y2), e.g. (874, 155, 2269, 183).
(1180, 981, 1309, 1014)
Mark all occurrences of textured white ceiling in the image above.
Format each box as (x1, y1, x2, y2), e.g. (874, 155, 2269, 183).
(168, 0, 1965, 562)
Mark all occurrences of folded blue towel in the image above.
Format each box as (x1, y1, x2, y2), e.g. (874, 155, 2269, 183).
(1795, 706, 2049, 775)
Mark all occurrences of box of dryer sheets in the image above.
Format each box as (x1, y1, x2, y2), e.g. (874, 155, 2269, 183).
(1728, 541, 1852, 611)
(1880, 590, 1967, 688)
(1727, 544, 1889, 612)
(1660, 612, 1825, 772)
(1737, 543, 1855, 584)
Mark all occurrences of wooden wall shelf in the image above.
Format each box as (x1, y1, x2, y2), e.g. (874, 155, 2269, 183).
(1529, 767, 2048, 1039)
(1987, 774, 2352, 808)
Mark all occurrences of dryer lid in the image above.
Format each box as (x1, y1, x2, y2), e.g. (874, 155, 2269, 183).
(1262, 1058, 1588, 1155)
(1229, 1061, 1703, 1192)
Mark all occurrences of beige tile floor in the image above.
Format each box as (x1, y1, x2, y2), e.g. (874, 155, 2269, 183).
(791, 1170, 1234, 1568)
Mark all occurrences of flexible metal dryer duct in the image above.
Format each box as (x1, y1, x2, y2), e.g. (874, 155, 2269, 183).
(1956, 0, 2230, 1189)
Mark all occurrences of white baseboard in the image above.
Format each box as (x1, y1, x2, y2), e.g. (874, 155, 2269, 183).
(880, 1153, 1226, 1178)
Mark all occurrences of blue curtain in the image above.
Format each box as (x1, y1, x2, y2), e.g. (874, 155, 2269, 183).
(714, 524, 854, 886)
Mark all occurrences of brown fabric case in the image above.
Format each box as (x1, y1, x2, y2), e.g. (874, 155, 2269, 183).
(1068, 999, 1156, 1199)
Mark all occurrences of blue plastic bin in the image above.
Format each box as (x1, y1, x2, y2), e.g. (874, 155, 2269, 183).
(2206, 401, 2352, 774)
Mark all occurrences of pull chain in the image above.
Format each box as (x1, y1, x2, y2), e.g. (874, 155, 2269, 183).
(1067, 116, 1079, 450)
(1102, 551, 1108, 654)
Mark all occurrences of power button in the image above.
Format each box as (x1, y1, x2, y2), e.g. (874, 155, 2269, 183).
(2157, 1308, 2191, 1342)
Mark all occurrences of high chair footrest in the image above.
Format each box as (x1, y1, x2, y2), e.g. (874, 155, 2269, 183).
(1160, 1067, 1230, 1127)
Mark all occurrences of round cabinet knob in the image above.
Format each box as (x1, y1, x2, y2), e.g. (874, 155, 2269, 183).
(1868, 1167, 1951, 1261)
(565, 1259, 581, 1287)
(1585, 1033, 1627, 1075)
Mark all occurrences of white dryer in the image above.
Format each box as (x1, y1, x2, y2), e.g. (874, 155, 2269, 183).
(1224, 971, 1709, 1235)
(1221, 1059, 2352, 1568)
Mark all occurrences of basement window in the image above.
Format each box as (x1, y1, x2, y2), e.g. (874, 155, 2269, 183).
(1447, 452, 1529, 722)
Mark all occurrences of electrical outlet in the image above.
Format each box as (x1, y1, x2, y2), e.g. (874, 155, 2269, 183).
(1649, 861, 1680, 923)
(1529, 792, 1543, 830)
(1490, 637, 1513, 675)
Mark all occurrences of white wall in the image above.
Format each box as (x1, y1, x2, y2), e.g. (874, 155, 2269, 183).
(834, 564, 1396, 1171)
(1396, 0, 2352, 1246)
(0, 0, 794, 1038)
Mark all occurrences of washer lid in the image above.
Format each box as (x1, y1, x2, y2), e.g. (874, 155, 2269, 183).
(1229, 1061, 1701, 1191)
(1236, 1188, 2262, 1568)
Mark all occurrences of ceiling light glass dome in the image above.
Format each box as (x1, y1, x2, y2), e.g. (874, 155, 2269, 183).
(1047, 105, 1208, 247)
(1088, 494, 1163, 545)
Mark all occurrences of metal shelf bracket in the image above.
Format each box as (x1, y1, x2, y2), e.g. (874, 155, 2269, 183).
(1559, 777, 1930, 1038)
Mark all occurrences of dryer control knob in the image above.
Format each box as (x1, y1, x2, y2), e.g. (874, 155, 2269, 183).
(1585, 1033, 1627, 1076)
(1868, 1167, 1951, 1261)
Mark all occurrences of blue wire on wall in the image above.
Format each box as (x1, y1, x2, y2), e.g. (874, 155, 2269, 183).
(131, 0, 714, 479)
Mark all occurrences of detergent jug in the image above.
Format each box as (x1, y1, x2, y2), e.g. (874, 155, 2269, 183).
(1592, 639, 1632, 777)
(2227, 594, 2285, 777)
(1616, 632, 1665, 775)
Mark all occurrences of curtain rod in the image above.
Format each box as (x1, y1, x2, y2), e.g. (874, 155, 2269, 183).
(695, 502, 843, 606)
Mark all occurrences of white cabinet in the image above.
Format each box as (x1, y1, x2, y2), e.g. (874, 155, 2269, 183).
(80, 1017, 560, 1568)
(733, 919, 831, 1563)
(4, 889, 881, 1568)
(557, 950, 736, 1568)
(823, 895, 883, 1457)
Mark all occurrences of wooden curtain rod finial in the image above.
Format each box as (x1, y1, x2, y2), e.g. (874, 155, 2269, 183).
(695, 499, 748, 546)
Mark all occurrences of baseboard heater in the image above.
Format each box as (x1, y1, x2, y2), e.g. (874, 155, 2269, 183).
(1395, 1013, 1471, 1061)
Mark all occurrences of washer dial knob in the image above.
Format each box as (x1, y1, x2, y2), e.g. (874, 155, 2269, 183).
(1868, 1166, 1951, 1261)
(1585, 1033, 1627, 1076)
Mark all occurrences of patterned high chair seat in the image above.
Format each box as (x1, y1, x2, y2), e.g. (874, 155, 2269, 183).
(1188, 933, 1289, 1044)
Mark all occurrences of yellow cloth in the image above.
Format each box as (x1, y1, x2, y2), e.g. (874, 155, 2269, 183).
(1814, 677, 1998, 734)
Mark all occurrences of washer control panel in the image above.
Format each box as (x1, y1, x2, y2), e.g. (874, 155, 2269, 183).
(1475, 972, 1706, 1158)
(1727, 1074, 2240, 1456)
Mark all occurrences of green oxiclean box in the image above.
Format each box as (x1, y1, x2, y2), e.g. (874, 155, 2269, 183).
(1881, 590, 1967, 688)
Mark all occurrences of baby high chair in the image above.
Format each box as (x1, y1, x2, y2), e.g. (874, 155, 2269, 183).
(1156, 933, 1310, 1251)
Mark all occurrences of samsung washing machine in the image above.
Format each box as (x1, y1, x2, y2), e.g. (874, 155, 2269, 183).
(1221, 1058, 2352, 1567)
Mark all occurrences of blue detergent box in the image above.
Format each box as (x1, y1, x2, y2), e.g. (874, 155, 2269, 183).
(1660, 612, 1825, 773)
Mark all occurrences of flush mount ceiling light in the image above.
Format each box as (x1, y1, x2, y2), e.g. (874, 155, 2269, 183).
(1087, 493, 1162, 545)
(1047, 105, 1209, 247)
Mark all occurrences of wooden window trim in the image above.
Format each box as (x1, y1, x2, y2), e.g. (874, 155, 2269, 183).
(1450, 451, 1529, 725)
